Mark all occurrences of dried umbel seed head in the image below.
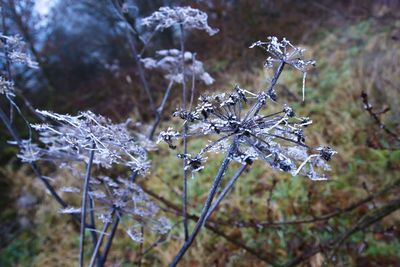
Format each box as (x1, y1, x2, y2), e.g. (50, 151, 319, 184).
(0, 34, 38, 68)
(251, 36, 316, 100)
(141, 49, 214, 85)
(316, 146, 337, 161)
(58, 175, 172, 243)
(158, 127, 180, 149)
(160, 85, 336, 180)
(18, 110, 150, 174)
(0, 76, 15, 98)
(141, 6, 219, 36)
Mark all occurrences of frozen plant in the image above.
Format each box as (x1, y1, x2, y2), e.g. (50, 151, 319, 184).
(142, 49, 214, 85)
(58, 174, 171, 266)
(19, 110, 150, 174)
(141, 6, 218, 36)
(0, 76, 15, 98)
(0, 34, 39, 68)
(162, 85, 336, 180)
(250, 36, 316, 100)
(167, 36, 336, 267)
(142, 6, 219, 242)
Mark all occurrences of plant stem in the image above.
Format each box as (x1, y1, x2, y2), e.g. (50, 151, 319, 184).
(243, 61, 285, 122)
(169, 144, 235, 267)
(110, 0, 155, 112)
(149, 79, 174, 140)
(88, 197, 100, 267)
(88, 210, 114, 267)
(99, 171, 138, 266)
(79, 142, 96, 267)
(179, 23, 189, 242)
(99, 213, 120, 266)
(205, 164, 247, 221)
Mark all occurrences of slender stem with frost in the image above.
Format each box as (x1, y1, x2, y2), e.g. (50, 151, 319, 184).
(99, 171, 138, 266)
(110, 0, 155, 112)
(88, 210, 114, 267)
(149, 79, 174, 140)
(99, 213, 120, 266)
(88, 197, 100, 267)
(179, 23, 189, 241)
(169, 144, 236, 267)
(205, 164, 248, 221)
(79, 142, 96, 267)
(243, 61, 285, 122)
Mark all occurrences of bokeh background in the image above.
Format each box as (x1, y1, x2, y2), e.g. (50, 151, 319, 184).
(1, 0, 400, 266)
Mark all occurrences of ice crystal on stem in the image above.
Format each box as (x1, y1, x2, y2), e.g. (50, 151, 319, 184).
(141, 6, 219, 36)
(142, 49, 214, 85)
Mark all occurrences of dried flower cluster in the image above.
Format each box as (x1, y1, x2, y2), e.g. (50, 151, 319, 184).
(0, 34, 38, 68)
(60, 175, 171, 243)
(142, 49, 214, 85)
(18, 110, 150, 174)
(0, 76, 15, 97)
(141, 6, 219, 35)
(160, 86, 336, 180)
(250, 36, 316, 100)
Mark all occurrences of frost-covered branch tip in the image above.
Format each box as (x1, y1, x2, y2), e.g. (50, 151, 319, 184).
(250, 36, 316, 100)
(18, 110, 151, 174)
(160, 86, 336, 180)
(141, 6, 219, 36)
(141, 49, 214, 85)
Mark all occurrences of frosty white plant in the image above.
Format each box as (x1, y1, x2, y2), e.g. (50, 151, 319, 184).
(142, 49, 214, 85)
(19, 110, 150, 174)
(162, 85, 336, 180)
(61, 175, 171, 241)
(142, 5, 219, 242)
(141, 6, 219, 36)
(167, 36, 336, 267)
(250, 36, 316, 100)
(0, 34, 38, 68)
(0, 76, 15, 97)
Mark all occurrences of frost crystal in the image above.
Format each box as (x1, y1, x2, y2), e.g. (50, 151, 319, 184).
(161, 85, 336, 180)
(21, 110, 150, 174)
(59, 207, 81, 214)
(60, 186, 80, 193)
(142, 49, 214, 85)
(141, 6, 218, 36)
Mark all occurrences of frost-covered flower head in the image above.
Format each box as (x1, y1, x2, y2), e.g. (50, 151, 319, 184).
(18, 110, 150, 174)
(250, 36, 315, 100)
(0, 34, 38, 68)
(60, 175, 171, 242)
(0, 76, 15, 98)
(159, 86, 336, 180)
(141, 6, 218, 35)
(141, 49, 214, 85)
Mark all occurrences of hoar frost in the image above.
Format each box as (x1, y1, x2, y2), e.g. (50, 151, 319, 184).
(160, 84, 336, 180)
(142, 49, 214, 85)
(17, 110, 150, 174)
(250, 36, 316, 100)
(141, 6, 218, 36)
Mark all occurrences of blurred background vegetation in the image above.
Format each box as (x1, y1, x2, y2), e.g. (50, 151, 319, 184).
(0, 0, 399, 266)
